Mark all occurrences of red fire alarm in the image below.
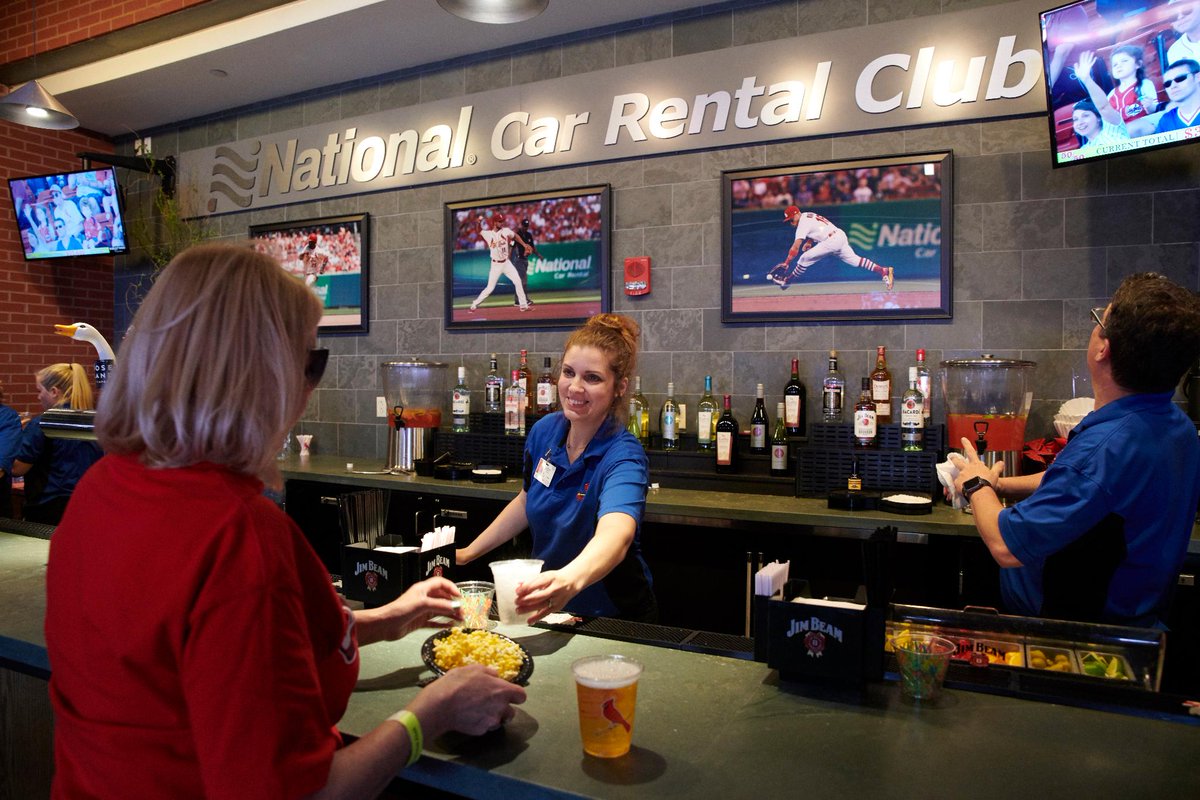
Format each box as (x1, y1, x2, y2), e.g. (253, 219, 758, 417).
(624, 256, 651, 296)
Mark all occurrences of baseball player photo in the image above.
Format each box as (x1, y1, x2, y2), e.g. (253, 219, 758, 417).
(723, 154, 951, 323)
(768, 205, 894, 292)
(469, 214, 532, 312)
(299, 232, 330, 288)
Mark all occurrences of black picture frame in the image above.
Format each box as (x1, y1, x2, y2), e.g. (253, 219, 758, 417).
(444, 185, 611, 331)
(722, 152, 953, 324)
(249, 213, 370, 335)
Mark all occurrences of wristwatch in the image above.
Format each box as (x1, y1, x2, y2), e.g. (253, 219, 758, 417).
(961, 476, 993, 500)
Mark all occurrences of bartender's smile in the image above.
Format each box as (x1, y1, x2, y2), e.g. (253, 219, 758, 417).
(559, 345, 617, 425)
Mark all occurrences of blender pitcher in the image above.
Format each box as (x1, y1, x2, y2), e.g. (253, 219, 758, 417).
(940, 355, 1036, 477)
(382, 361, 448, 472)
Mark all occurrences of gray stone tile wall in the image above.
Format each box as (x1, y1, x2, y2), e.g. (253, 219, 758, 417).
(116, 0, 1200, 461)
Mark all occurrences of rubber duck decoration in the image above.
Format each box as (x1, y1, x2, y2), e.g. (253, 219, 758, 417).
(54, 322, 116, 388)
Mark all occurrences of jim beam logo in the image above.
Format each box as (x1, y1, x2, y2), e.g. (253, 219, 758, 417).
(354, 559, 390, 592)
(425, 552, 452, 579)
(785, 615, 845, 658)
(205, 109, 474, 212)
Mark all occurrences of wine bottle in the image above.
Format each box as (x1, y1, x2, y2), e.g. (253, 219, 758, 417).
(661, 381, 679, 450)
(870, 346, 892, 422)
(784, 358, 806, 437)
(630, 376, 650, 448)
(517, 349, 533, 414)
(536, 356, 557, 413)
(901, 366, 925, 451)
(915, 348, 931, 422)
(715, 394, 738, 473)
(505, 369, 525, 436)
(451, 366, 470, 433)
(697, 375, 717, 451)
(853, 377, 877, 448)
(770, 401, 789, 477)
(821, 350, 844, 423)
(750, 382, 768, 453)
(484, 353, 503, 414)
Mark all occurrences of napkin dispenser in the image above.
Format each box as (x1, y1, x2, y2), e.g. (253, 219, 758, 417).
(753, 527, 895, 684)
(341, 534, 455, 607)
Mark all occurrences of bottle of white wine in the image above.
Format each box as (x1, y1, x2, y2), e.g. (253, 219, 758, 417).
(770, 401, 789, 477)
(697, 375, 717, 451)
(661, 381, 679, 450)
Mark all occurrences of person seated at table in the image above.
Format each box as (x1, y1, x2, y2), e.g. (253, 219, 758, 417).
(952, 273, 1200, 629)
(457, 313, 656, 623)
(11, 363, 102, 524)
(45, 243, 525, 799)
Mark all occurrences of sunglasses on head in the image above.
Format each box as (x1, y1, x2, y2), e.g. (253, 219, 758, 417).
(1164, 73, 1196, 86)
(305, 348, 329, 387)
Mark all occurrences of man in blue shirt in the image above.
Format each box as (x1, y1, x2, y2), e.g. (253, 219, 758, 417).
(953, 273, 1200, 628)
(1154, 58, 1200, 133)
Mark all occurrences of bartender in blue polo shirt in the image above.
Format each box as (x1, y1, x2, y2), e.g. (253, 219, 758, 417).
(457, 313, 656, 623)
(952, 273, 1200, 629)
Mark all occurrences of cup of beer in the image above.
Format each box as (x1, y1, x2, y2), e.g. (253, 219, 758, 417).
(571, 654, 643, 758)
(488, 559, 543, 625)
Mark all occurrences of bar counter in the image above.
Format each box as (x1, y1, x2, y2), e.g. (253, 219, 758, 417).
(2, 531, 1198, 799)
(282, 455, 1200, 551)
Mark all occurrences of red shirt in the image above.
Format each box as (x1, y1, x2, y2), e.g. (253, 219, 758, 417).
(46, 454, 358, 799)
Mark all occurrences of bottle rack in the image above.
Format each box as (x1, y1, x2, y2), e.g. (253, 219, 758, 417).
(795, 423, 944, 497)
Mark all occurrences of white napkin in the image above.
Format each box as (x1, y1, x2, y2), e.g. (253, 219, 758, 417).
(420, 525, 456, 552)
(936, 457, 968, 509)
(754, 560, 790, 597)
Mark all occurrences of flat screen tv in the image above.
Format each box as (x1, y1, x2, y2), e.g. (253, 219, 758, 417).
(1041, 0, 1200, 167)
(7, 168, 129, 259)
(443, 185, 611, 331)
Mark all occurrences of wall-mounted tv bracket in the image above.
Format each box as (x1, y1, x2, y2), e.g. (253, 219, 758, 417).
(76, 152, 176, 199)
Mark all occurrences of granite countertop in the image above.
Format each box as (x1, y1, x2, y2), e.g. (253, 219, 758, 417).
(3, 531, 1198, 798)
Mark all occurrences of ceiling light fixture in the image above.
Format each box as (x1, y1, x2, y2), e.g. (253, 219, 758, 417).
(437, 0, 549, 25)
(0, 79, 79, 130)
(0, 2, 79, 130)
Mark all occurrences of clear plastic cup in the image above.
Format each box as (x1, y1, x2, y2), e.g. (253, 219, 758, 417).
(455, 580, 494, 629)
(572, 654, 643, 758)
(892, 632, 956, 700)
(488, 559, 543, 625)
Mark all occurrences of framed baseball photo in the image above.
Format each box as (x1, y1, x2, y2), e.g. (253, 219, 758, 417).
(444, 185, 611, 331)
(249, 213, 370, 335)
(722, 152, 952, 324)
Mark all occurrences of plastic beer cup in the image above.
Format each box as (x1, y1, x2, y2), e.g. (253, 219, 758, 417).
(488, 559, 543, 625)
(571, 654, 643, 758)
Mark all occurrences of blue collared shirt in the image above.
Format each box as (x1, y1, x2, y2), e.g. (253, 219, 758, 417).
(523, 412, 652, 618)
(998, 392, 1200, 627)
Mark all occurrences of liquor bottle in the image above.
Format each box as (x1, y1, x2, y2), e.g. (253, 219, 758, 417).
(847, 458, 862, 491)
(870, 346, 892, 422)
(750, 382, 768, 453)
(697, 375, 717, 450)
(536, 356, 557, 413)
(770, 401, 789, 477)
(504, 369, 525, 436)
(821, 350, 845, 423)
(630, 376, 650, 448)
(484, 353, 503, 414)
(660, 381, 679, 450)
(901, 366, 925, 451)
(517, 349, 533, 414)
(715, 394, 739, 473)
(784, 357, 806, 437)
(626, 398, 642, 441)
(853, 377, 877, 448)
(451, 366, 470, 433)
(915, 348, 931, 422)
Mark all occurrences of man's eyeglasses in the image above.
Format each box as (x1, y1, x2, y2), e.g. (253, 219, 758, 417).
(1090, 307, 1107, 332)
(305, 348, 329, 387)
(1164, 73, 1196, 87)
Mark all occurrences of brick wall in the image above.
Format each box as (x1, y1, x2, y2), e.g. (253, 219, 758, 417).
(0, 0, 209, 60)
(0, 1, 204, 412)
